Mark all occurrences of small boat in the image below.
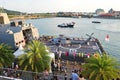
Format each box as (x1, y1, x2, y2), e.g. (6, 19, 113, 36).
(92, 21, 101, 23)
(58, 22, 75, 28)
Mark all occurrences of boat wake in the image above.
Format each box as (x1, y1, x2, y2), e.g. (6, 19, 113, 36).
(96, 23, 120, 32)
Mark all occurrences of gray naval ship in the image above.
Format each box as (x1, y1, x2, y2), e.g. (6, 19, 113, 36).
(0, 13, 39, 49)
(40, 33, 105, 62)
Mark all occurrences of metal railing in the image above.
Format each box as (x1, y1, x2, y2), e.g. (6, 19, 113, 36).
(0, 68, 74, 80)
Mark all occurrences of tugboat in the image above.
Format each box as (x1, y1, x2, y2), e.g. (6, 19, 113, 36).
(58, 22, 75, 28)
(92, 21, 101, 24)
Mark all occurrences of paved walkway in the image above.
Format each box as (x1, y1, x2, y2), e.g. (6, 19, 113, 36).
(52, 59, 82, 79)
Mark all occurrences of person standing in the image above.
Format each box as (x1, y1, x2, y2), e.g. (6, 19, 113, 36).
(79, 74, 84, 80)
(64, 73, 67, 80)
(43, 68, 49, 80)
(58, 51, 62, 60)
(51, 60, 55, 73)
(71, 70, 79, 80)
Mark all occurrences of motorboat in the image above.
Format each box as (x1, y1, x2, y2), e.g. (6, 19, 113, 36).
(58, 22, 75, 28)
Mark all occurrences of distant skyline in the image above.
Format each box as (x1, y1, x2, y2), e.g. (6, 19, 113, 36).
(0, 0, 120, 13)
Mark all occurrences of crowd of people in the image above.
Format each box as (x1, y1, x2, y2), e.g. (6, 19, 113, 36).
(50, 59, 85, 80)
(2, 63, 21, 79)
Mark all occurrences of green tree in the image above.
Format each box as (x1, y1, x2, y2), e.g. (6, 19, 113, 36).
(18, 40, 51, 72)
(0, 43, 14, 67)
(82, 53, 120, 80)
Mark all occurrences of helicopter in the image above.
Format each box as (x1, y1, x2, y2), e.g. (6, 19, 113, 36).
(70, 33, 96, 45)
(79, 33, 96, 45)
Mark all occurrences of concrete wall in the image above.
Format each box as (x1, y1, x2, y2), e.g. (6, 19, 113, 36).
(0, 31, 26, 49)
(0, 33, 15, 48)
(31, 27, 39, 39)
(14, 31, 26, 48)
(0, 13, 10, 24)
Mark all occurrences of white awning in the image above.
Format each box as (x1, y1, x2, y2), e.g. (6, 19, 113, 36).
(13, 45, 25, 58)
(48, 53, 55, 59)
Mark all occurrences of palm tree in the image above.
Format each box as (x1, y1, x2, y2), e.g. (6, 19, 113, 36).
(82, 53, 120, 80)
(18, 40, 51, 72)
(0, 43, 14, 67)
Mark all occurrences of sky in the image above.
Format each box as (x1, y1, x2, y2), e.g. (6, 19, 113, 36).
(0, 0, 120, 13)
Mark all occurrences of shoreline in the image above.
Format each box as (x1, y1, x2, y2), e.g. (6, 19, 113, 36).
(8, 14, 56, 21)
(9, 15, 120, 21)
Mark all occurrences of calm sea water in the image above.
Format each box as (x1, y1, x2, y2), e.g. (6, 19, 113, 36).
(26, 17, 120, 62)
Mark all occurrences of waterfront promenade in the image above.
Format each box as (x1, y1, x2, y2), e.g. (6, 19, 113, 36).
(0, 59, 82, 80)
(0, 36, 120, 80)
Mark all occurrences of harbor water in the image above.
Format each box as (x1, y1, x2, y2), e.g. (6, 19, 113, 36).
(26, 17, 120, 62)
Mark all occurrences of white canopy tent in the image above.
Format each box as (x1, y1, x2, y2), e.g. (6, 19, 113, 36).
(46, 47, 55, 60)
(46, 46, 55, 73)
(47, 52, 55, 73)
(13, 45, 25, 58)
(48, 52, 55, 60)
(14, 45, 55, 72)
(14, 45, 55, 59)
